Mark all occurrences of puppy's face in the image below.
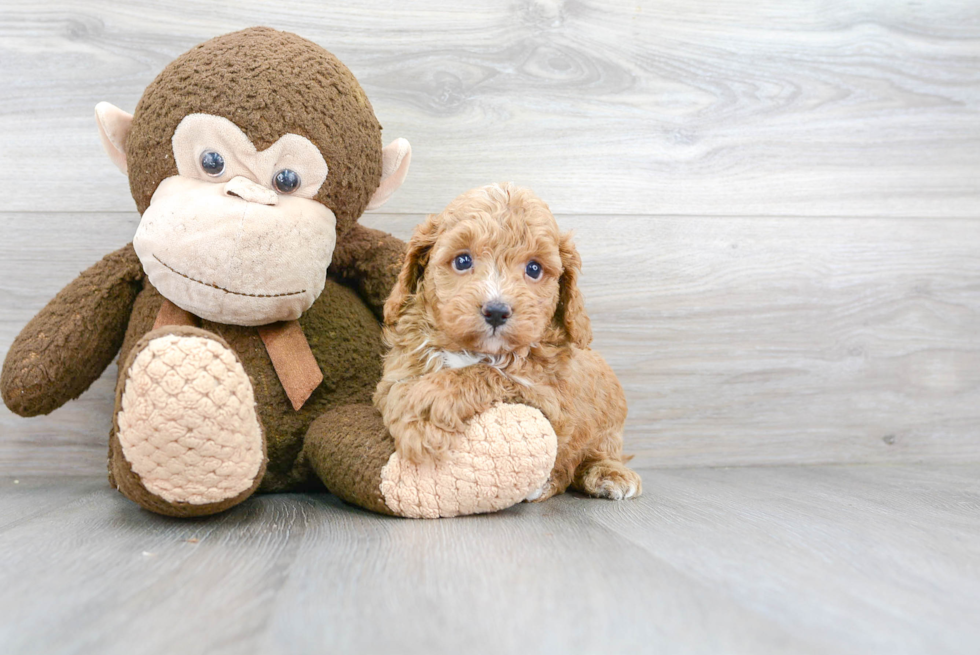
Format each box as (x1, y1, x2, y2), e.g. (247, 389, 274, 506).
(385, 184, 592, 355)
(422, 200, 563, 354)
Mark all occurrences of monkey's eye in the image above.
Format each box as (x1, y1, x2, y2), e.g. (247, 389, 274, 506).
(273, 169, 301, 194)
(200, 151, 225, 177)
(525, 260, 543, 280)
(452, 253, 473, 272)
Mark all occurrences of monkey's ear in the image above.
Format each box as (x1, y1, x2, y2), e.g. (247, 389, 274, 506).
(95, 102, 133, 175)
(366, 138, 411, 211)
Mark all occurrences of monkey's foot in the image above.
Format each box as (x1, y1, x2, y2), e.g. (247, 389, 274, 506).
(110, 327, 266, 517)
(304, 403, 556, 519)
(380, 404, 557, 518)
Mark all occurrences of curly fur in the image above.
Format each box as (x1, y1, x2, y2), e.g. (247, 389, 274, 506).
(374, 183, 641, 502)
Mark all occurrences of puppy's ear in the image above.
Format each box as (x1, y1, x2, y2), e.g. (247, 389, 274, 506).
(554, 231, 592, 348)
(383, 214, 440, 325)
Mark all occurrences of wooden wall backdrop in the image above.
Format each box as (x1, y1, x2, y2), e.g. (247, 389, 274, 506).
(1, 0, 979, 474)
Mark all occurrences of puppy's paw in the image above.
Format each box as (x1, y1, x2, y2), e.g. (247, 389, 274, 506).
(424, 396, 472, 434)
(390, 419, 461, 464)
(576, 460, 643, 500)
(525, 478, 563, 503)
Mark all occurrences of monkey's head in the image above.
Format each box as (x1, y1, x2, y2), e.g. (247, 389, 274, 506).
(95, 28, 410, 326)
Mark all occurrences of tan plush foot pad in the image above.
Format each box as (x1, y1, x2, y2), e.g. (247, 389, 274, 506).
(117, 334, 264, 505)
(379, 404, 558, 518)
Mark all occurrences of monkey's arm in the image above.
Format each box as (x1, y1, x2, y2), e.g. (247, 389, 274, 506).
(328, 224, 405, 320)
(1, 243, 144, 417)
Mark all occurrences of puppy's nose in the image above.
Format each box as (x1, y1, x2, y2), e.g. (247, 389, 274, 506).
(482, 302, 511, 328)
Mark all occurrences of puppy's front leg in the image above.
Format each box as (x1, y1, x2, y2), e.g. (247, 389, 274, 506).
(388, 368, 503, 463)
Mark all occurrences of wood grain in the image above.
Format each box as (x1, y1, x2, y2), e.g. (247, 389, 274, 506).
(3, 212, 979, 474)
(0, 0, 978, 216)
(1, 465, 977, 654)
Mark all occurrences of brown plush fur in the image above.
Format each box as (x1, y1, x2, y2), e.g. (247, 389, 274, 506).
(115, 261, 388, 492)
(1, 28, 408, 510)
(302, 404, 398, 516)
(126, 27, 382, 238)
(1, 245, 143, 416)
(374, 184, 642, 501)
(329, 224, 406, 319)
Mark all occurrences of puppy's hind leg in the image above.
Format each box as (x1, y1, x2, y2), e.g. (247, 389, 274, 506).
(573, 458, 643, 500)
(525, 464, 574, 503)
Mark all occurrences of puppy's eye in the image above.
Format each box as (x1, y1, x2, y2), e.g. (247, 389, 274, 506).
(452, 253, 473, 272)
(525, 260, 543, 280)
(273, 169, 301, 194)
(200, 151, 225, 177)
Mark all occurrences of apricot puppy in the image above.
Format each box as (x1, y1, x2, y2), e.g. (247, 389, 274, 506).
(374, 183, 641, 501)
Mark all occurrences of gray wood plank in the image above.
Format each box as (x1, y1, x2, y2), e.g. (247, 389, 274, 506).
(570, 214, 980, 468)
(4, 212, 978, 473)
(0, 212, 138, 476)
(0, 484, 803, 655)
(0, 476, 103, 529)
(0, 465, 977, 654)
(589, 465, 980, 655)
(0, 0, 978, 217)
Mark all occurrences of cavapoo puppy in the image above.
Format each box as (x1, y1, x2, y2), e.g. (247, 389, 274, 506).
(374, 183, 641, 501)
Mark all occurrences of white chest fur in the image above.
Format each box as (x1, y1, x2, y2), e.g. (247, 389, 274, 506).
(437, 350, 531, 386)
(441, 350, 495, 369)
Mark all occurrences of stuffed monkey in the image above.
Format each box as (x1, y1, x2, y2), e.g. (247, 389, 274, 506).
(1, 28, 555, 518)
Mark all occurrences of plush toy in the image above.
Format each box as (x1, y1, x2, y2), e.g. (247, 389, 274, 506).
(1, 28, 556, 518)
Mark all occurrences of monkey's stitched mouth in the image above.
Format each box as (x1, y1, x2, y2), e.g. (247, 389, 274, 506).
(153, 254, 306, 298)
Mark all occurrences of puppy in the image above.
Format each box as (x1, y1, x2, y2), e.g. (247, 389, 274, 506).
(374, 183, 641, 501)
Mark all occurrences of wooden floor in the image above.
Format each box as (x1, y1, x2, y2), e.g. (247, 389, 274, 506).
(1, 465, 978, 655)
